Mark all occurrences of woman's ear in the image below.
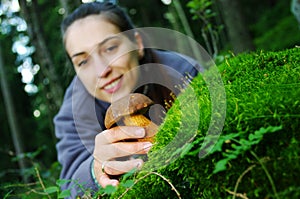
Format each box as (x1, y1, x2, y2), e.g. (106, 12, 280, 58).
(134, 32, 144, 59)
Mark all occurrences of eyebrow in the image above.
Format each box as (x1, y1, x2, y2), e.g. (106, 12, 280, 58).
(71, 35, 121, 59)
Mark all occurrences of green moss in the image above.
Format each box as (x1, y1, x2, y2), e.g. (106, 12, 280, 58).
(107, 47, 300, 199)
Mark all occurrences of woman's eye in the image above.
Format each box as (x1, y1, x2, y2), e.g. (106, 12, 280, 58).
(77, 59, 88, 67)
(105, 45, 118, 53)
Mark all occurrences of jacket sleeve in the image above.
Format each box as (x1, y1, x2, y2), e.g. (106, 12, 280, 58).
(54, 76, 106, 197)
(155, 50, 203, 81)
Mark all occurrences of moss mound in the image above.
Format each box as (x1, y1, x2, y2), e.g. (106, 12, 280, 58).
(107, 47, 300, 199)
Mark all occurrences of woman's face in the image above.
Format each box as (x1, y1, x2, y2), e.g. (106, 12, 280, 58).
(64, 15, 144, 103)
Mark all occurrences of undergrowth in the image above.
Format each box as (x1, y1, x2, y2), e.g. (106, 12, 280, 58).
(106, 47, 300, 199)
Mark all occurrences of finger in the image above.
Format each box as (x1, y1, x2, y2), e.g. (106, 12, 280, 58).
(103, 159, 144, 175)
(98, 173, 119, 188)
(95, 141, 152, 160)
(112, 141, 152, 156)
(96, 126, 145, 144)
(93, 159, 119, 188)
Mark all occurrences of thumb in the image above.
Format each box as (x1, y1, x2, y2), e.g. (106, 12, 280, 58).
(99, 174, 119, 188)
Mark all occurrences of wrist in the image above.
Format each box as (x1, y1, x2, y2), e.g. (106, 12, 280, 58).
(90, 158, 101, 188)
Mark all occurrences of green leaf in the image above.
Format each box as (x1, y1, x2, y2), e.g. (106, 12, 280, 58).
(180, 143, 194, 158)
(102, 185, 117, 195)
(3, 190, 13, 199)
(249, 125, 282, 141)
(121, 168, 138, 181)
(223, 153, 237, 160)
(256, 125, 282, 135)
(239, 138, 251, 147)
(121, 180, 135, 188)
(213, 159, 228, 174)
(248, 133, 258, 141)
(44, 186, 59, 194)
(56, 179, 70, 186)
(58, 190, 71, 198)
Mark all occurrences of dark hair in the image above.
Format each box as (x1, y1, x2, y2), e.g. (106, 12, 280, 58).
(61, 2, 135, 39)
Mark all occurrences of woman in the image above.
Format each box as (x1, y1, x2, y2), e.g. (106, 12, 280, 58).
(54, 1, 200, 197)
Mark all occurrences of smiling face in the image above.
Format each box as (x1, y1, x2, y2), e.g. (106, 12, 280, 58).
(64, 15, 144, 103)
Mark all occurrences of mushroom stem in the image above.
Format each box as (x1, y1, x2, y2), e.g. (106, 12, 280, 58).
(123, 114, 158, 143)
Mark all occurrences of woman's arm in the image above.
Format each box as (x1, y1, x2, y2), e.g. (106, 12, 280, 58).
(54, 77, 151, 197)
(54, 77, 100, 197)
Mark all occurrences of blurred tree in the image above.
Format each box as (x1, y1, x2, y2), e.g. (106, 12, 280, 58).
(0, 32, 37, 184)
(118, 0, 170, 28)
(0, 2, 35, 184)
(18, 0, 63, 109)
(187, 0, 224, 58)
(0, 0, 70, 185)
(0, 42, 27, 182)
(217, 0, 255, 53)
(244, 0, 300, 50)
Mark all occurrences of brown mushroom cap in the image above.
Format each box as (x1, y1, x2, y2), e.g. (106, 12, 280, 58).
(104, 93, 154, 129)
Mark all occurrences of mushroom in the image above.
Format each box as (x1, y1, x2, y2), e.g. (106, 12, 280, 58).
(104, 93, 158, 143)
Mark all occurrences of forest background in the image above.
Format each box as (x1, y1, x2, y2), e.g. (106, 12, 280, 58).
(0, 0, 299, 197)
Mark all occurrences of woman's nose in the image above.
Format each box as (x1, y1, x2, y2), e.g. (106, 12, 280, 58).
(99, 66, 112, 78)
(93, 56, 112, 78)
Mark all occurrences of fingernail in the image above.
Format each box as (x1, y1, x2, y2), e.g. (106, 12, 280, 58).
(144, 142, 152, 152)
(135, 128, 145, 137)
(136, 161, 143, 169)
(112, 181, 119, 186)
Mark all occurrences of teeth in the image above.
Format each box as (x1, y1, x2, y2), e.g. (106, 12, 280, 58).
(104, 79, 120, 90)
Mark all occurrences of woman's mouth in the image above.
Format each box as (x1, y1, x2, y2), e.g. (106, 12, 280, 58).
(102, 77, 122, 93)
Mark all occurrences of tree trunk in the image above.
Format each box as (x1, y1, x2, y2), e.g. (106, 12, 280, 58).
(218, 0, 255, 54)
(18, 0, 63, 107)
(0, 43, 28, 182)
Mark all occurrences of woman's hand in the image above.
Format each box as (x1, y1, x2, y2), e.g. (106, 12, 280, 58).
(93, 126, 152, 188)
